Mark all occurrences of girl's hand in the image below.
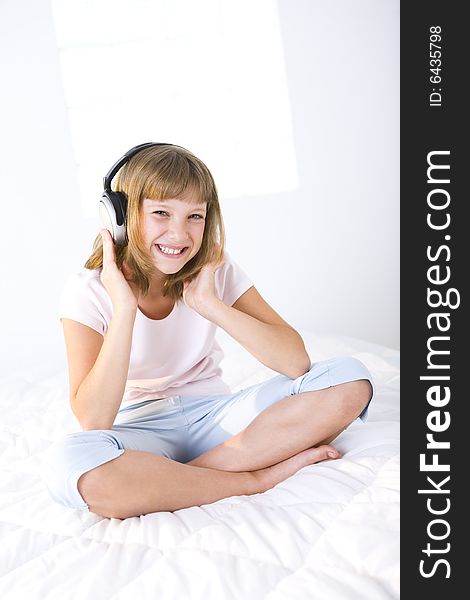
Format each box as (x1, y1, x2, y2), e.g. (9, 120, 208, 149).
(99, 229, 140, 313)
(182, 244, 223, 317)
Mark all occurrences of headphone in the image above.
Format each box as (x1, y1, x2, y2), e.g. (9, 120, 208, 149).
(99, 142, 171, 245)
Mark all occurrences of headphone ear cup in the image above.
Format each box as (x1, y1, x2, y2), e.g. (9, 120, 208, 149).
(99, 191, 128, 246)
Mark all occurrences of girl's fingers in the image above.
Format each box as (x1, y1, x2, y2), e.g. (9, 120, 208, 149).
(100, 229, 115, 263)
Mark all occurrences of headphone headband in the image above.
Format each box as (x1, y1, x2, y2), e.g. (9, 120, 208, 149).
(103, 142, 169, 191)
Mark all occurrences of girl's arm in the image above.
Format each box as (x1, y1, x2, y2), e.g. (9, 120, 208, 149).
(182, 255, 310, 379)
(192, 284, 311, 379)
(66, 229, 140, 430)
(212, 287, 310, 379)
(64, 308, 137, 431)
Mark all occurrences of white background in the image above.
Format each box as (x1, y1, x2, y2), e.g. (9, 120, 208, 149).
(0, 0, 399, 377)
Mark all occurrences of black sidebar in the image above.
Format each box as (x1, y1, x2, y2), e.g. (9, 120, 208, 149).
(401, 2, 467, 597)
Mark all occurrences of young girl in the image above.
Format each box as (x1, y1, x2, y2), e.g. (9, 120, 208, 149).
(41, 143, 373, 519)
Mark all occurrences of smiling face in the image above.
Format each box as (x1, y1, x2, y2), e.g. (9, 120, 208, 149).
(141, 193, 207, 277)
(98, 144, 225, 302)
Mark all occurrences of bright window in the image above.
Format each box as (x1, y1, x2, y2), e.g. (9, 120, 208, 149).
(51, 0, 298, 217)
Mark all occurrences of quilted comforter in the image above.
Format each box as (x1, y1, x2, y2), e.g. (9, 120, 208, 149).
(0, 330, 399, 599)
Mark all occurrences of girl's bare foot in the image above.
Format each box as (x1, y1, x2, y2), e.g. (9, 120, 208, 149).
(251, 445, 340, 493)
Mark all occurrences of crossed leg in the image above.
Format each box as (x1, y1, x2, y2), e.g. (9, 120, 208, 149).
(187, 380, 372, 472)
(75, 380, 371, 518)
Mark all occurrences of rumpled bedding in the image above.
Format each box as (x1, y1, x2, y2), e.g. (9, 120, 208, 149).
(0, 330, 399, 599)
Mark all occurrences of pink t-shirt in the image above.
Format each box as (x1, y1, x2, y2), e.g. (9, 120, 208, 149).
(59, 251, 254, 409)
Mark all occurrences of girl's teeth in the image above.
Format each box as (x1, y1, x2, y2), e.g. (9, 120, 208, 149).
(158, 245, 184, 255)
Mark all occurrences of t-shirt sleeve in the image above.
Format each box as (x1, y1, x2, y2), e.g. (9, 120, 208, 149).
(59, 271, 109, 336)
(216, 251, 254, 307)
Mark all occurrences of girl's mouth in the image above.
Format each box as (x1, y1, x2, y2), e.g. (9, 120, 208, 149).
(155, 244, 188, 258)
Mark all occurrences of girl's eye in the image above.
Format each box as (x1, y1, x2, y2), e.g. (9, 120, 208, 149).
(151, 211, 205, 220)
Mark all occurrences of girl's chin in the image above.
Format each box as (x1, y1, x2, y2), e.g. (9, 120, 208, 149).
(156, 264, 184, 274)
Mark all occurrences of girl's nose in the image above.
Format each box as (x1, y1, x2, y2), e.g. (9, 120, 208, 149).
(167, 219, 188, 241)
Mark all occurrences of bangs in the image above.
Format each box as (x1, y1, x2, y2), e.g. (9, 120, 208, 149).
(142, 151, 213, 205)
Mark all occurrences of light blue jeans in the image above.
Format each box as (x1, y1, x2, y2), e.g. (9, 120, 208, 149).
(41, 356, 374, 511)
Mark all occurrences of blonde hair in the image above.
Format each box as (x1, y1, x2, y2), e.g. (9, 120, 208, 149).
(85, 144, 226, 301)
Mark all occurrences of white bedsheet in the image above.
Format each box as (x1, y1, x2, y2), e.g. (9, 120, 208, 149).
(0, 330, 399, 599)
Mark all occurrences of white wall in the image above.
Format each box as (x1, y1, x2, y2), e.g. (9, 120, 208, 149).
(0, 0, 398, 377)
(227, 0, 399, 349)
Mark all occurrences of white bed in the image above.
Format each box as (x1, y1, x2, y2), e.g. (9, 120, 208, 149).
(0, 329, 399, 600)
